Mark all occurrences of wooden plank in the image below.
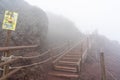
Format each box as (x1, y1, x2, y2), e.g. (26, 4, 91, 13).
(0, 45, 37, 52)
(54, 65, 77, 72)
(62, 57, 79, 60)
(59, 61, 78, 65)
(49, 71, 79, 78)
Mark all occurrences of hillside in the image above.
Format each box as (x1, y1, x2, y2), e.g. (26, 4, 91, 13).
(0, 0, 48, 52)
(47, 13, 83, 47)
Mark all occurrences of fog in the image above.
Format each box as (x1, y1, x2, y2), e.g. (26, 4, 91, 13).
(25, 0, 120, 42)
(1, 0, 120, 79)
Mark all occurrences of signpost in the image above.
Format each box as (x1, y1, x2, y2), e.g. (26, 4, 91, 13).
(2, 11, 18, 31)
(2, 10, 18, 78)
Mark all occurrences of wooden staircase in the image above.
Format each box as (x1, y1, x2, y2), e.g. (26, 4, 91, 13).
(48, 38, 91, 79)
(49, 49, 82, 79)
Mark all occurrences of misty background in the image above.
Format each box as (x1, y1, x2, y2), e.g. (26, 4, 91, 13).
(25, 0, 120, 43)
(1, 0, 120, 80)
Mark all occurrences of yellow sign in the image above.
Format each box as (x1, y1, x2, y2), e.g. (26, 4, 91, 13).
(2, 11, 18, 31)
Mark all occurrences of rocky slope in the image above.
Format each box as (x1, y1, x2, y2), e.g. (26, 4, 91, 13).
(0, 0, 48, 52)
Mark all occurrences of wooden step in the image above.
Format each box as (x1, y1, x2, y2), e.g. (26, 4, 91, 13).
(56, 63, 77, 67)
(57, 61, 78, 67)
(48, 71, 79, 78)
(67, 54, 80, 56)
(61, 58, 79, 62)
(68, 52, 81, 55)
(69, 51, 81, 53)
(59, 61, 78, 65)
(62, 57, 79, 60)
(54, 65, 77, 72)
(62, 56, 80, 59)
(65, 55, 80, 58)
(66, 54, 80, 56)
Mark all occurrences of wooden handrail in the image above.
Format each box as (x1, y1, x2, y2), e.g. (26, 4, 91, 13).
(0, 45, 37, 52)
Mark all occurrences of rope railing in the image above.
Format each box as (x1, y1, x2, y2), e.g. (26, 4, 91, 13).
(10, 48, 68, 69)
(0, 43, 68, 80)
(0, 43, 68, 67)
(17, 50, 50, 59)
(0, 58, 19, 67)
(0, 50, 50, 67)
(10, 44, 68, 69)
(11, 57, 52, 69)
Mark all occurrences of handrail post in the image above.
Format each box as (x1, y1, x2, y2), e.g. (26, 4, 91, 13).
(100, 52, 106, 80)
(3, 30, 12, 78)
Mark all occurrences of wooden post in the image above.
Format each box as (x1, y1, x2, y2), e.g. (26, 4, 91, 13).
(80, 54, 82, 73)
(78, 43, 83, 80)
(80, 43, 83, 73)
(67, 40, 70, 49)
(100, 52, 106, 80)
(50, 49, 54, 61)
(3, 30, 12, 78)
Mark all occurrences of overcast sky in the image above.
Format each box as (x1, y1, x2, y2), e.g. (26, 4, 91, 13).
(25, 0, 120, 42)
